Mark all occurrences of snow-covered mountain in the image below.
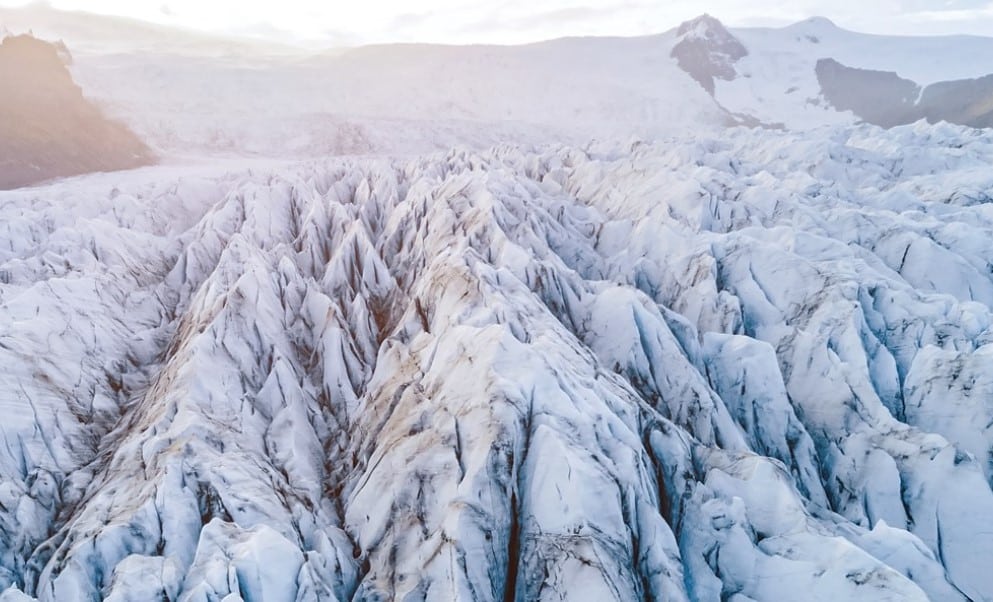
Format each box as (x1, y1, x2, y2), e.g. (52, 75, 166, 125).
(5, 7, 993, 161)
(58, 33, 723, 158)
(691, 15, 993, 129)
(3, 6, 993, 602)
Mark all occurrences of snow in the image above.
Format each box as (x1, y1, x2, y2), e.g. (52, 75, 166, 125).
(55, 36, 723, 159)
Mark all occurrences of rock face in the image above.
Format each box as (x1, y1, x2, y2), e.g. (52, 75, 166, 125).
(670, 14, 747, 95)
(0, 34, 152, 190)
(816, 58, 993, 128)
(918, 74, 993, 128)
(814, 58, 921, 128)
(1, 121, 993, 600)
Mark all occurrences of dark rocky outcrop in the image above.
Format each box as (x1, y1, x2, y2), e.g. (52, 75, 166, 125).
(0, 34, 153, 189)
(670, 14, 747, 96)
(918, 74, 993, 128)
(816, 57, 993, 129)
(815, 58, 921, 128)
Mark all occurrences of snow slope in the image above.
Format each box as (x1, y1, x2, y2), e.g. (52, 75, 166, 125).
(716, 17, 993, 128)
(59, 35, 724, 159)
(2, 121, 993, 600)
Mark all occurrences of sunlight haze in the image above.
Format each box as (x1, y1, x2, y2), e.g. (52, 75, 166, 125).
(1, 0, 991, 45)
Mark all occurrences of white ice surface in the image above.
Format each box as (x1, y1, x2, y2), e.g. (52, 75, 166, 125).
(1, 121, 992, 600)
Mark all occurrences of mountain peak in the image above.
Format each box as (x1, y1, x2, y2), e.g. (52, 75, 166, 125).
(676, 14, 731, 39)
(792, 16, 839, 30)
(672, 14, 747, 95)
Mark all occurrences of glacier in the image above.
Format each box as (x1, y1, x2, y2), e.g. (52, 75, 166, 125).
(1, 121, 993, 601)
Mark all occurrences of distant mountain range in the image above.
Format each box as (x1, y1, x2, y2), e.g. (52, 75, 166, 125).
(1, 7, 993, 185)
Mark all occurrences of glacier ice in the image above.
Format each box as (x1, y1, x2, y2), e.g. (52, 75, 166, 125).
(1, 122, 993, 600)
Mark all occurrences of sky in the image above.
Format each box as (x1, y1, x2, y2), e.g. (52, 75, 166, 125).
(1, 0, 992, 45)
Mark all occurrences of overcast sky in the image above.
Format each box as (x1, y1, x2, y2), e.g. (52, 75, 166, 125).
(1, 0, 992, 44)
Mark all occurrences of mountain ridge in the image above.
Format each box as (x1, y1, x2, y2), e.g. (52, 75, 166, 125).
(3, 8, 993, 174)
(0, 33, 152, 189)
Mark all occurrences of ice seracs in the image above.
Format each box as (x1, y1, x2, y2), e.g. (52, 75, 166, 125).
(0, 121, 992, 600)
